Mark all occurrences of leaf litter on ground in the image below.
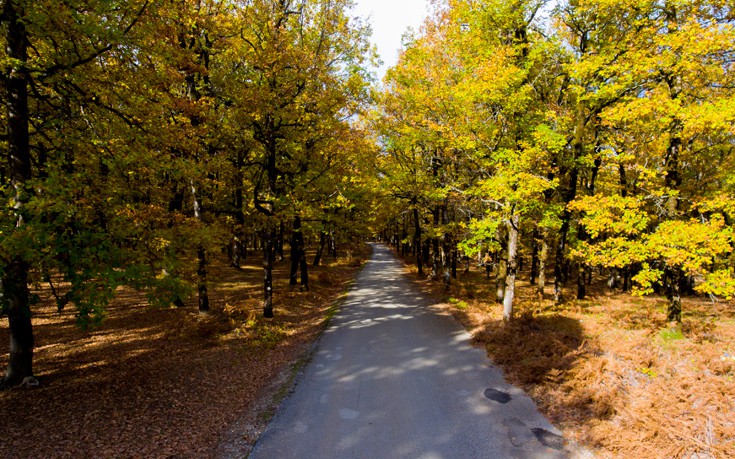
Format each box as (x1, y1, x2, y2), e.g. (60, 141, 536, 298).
(0, 245, 370, 458)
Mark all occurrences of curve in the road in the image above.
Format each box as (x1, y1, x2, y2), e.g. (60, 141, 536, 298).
(249, 243, 566, 459)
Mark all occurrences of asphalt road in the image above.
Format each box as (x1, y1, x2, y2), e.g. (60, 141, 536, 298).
(249, 243, 567, 459)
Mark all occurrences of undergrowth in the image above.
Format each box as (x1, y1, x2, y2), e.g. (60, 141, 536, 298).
(394, 247, 735, 458)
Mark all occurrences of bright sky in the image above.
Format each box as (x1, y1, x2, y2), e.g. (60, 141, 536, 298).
(352, 0, 433, 80)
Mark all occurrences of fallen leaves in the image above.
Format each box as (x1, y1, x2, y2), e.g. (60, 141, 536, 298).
(397, 248, 735, 458)
(0, 246, 368, 458)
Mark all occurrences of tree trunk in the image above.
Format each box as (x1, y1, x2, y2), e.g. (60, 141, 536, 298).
(537, 237, 548, 297)
(313, 231, 327, 266)
(191, 181, 209, 312)
(413, 207, 423, 276)
(2, 259, 34, 388)
(451, 248, 457, 279)
(2, 0, 35, 387)
(290, 219, 301, 286)
(432, 237, 441, 280)
(289, 216, 308, 290)
(401, 219, 408, 257)
(422, 239, 430, 268)
(503, 214, 520, 320)
(231, 238, 243, 268)
(262, 226, 276, 318)
(496, 253, 507, 304)
(496, 224, 508, 303)
(666, 268, 682, 322)
(299, 249, 309, 291)
(554, 221, 569, 303)
(577, 263, 587, 300)
(530, 229, 539, 285)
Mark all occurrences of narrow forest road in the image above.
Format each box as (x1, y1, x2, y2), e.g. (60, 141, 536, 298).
(249, 244, 567, 459)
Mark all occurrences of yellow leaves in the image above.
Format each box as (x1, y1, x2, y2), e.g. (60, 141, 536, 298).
(696, 270, 735, 300)
(571, 195, 649, 240)
(645, 218, 733, 275)
(632, 263, 665, 297)
(683, 99, 735, 138)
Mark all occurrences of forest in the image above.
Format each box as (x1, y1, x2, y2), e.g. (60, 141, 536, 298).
(377, 0, 735, 323)
(1, 0, 734, 457)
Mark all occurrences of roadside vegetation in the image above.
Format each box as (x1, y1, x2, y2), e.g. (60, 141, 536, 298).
(394, 246, 735, 458)
(0, 245, 369, 457)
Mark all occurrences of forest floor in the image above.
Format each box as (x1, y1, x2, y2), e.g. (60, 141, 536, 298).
(0, 244, 370, 458)
(396, 250, 735, 459)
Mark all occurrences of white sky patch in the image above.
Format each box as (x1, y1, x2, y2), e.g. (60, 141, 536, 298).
(352, 0, 432, 80)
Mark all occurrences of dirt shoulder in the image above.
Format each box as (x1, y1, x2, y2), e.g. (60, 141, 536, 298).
(0, 245, 369, 458)
(392, 248, 735, 459)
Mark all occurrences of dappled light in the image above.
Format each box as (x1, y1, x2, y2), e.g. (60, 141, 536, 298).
(250, 244, 565, 459)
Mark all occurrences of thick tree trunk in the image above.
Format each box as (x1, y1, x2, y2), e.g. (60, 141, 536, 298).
(2, 0, 35, 388)
(2, 259, 34, 387)
(503, 214, 520, 320)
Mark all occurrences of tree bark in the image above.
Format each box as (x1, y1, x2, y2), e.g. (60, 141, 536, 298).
(537, 236, 548, 297)
(2, 0, 35, 387)
(496, 253, 507, 304)
(503, 214, 520, 320)
(666, 268, 683, 322)
(313, 231, 327, 266)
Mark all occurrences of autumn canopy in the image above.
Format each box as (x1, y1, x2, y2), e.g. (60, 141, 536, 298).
(2, 0, 734, 394)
